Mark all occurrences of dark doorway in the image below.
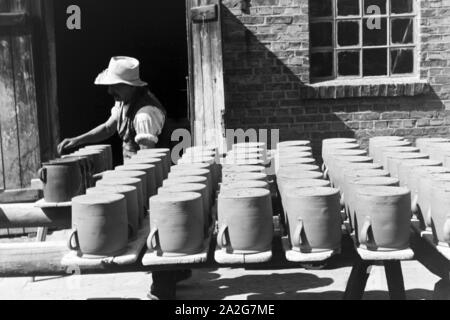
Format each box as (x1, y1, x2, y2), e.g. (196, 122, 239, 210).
(53, 0, 189, 164)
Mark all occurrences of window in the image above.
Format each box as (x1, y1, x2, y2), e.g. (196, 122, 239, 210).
(309, 0, 417, 81)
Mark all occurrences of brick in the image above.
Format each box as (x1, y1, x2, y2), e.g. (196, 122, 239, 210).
(354, 112, 380, 121)
(266, 17, 293, 24)
(381, 112, 410, 120)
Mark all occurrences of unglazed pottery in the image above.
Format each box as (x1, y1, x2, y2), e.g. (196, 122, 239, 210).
(397, 159, 442, 187)
(284, 187, 341, 252)
(69, 194, 128, 258)
(218, 188, 273, 254)
(39, 159, 83, 203)
(115, 164, 157, 197)
(354, 186, 411, 251)
(148, 192, 204, 255)
(430, 184, 450, 247)
(87, 185, 139, 240)
(125, 157, 164, 188)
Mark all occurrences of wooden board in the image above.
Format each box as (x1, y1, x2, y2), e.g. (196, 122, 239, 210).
(142, 228, 212, 266)
(61, 216, 150, 269)
(281, 236, 340, 263)
(187, 0, 226, 152)
(0, 201, 70, 228)
(214, 246, 273, 264)
(0, 35, 20, 189)
(12, 33, 41, 187)
(421, 230, 450, 261)
(0, 188, 42, 203)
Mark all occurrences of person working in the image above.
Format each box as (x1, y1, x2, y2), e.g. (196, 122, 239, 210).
(57, 56, 189, 300)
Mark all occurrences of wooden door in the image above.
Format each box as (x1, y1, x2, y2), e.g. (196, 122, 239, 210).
(0, 0, 41, 189)
(186, 0, 226, 152)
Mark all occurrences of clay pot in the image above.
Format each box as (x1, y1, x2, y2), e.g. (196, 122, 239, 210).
(274, 164, 320, 175)
(139, 153, 169, 179)
(218, 188, 273, 253)
(50, 156, 89, 194)
(159, 183, 210, 235)
(125, 157, 164, 188)
(346, 177, 400, 231)
(39, 159, 83, 203)
(178, 156, 219, 191)
(115, 164, 157, 197)
(407, 166, 450, 204)
(137, 148, 171, 173)
(342, 169, 390, 209)
(322, 138, 357, 158)
(168, 168, 213, 201)
(278, 140, 311, 149)
(220, 180, 269, 191)
(430, 185, 450, 246)
(428, 143, 450, 163)
(222, 172, 267, 184)
(368, 136, 405, 158)
(379, 146, 420, 168)
(322, 143, 360, 167)
(277, 146, 313, 154)
(277, 151, 313, 159)
(232, 142, 267, 152)
(222, 165, 266, 174)
(284, 187, 341, 252)
(73, 150, 105, 174)
(328, 156, 374, 190)
(372, 140, 412, 164)
(277, 169, 324, 182)
(86, 185, 139, 240)
(84, 145, 113, 170)
(397, 159, 442, 187)
(416, 138, 450, 153)
(385, 152, 429, 178)
(417, 173, 450, 228)
(279, 179, 331, 207)
(102, 170, 148, 202)
(96, 177, 144, 224)
(222, 158, 265, 167)
(163, 175, 207, 187)
(354, 186, 411, 251)
(148, 192, 204, 255)
(277, 158, 316, 167)
(69, 194, 128, 258)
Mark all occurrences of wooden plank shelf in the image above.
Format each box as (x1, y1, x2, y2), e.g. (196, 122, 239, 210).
(62, 216, 150, 269)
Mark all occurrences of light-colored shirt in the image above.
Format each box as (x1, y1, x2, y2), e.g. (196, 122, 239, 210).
(105, 100, 166, 145)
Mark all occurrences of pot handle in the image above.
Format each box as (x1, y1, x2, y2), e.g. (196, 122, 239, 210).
(323, 168, 329, 180)
(444, 217, 450, 243)
(217, 225, 228, 249)
(411, 194, 419, 217)
(359, 216, 373, 246)
(292, 219, 305, 247)
(147, 228, 159, 251)
(38, 167, 47, 184)
(67, 229, 79, 251)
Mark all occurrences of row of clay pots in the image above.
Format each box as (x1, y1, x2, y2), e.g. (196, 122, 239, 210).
(217, 143, 274, 253)
(146, 146, 219, 256)
(276, 141, 342, 253)
(323, 137, 412, 251)
(39, 145, 113, 203)
(68, 148, 170, 258)
(416, 137, 450, 166)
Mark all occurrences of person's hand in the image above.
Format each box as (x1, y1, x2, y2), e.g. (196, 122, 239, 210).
(57, 138, 79, 155)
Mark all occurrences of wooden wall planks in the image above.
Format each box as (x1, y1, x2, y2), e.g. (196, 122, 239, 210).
(187, 0, 226, 152)
(0, 0, 41, 189)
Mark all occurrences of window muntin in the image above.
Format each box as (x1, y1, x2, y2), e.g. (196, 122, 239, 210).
(310, 0, 417, 81)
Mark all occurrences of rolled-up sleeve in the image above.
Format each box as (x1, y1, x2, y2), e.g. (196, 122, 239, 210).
(134, 106, 165, 145)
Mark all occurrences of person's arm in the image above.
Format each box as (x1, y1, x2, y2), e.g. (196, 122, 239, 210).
(57, 106, 119, 155)
(57, 123, 116, 155)
(134, 106, 165, 150)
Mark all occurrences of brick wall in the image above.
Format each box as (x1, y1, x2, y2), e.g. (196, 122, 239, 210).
(221, 0, 450, 156)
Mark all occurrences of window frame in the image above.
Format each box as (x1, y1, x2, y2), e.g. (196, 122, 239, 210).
(309, 0, 419, 82)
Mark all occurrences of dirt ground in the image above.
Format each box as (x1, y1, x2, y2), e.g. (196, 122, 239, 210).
(0, 259, 441, 300)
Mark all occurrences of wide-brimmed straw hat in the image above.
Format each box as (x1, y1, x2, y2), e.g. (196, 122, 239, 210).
(94, 56, 147, 87)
